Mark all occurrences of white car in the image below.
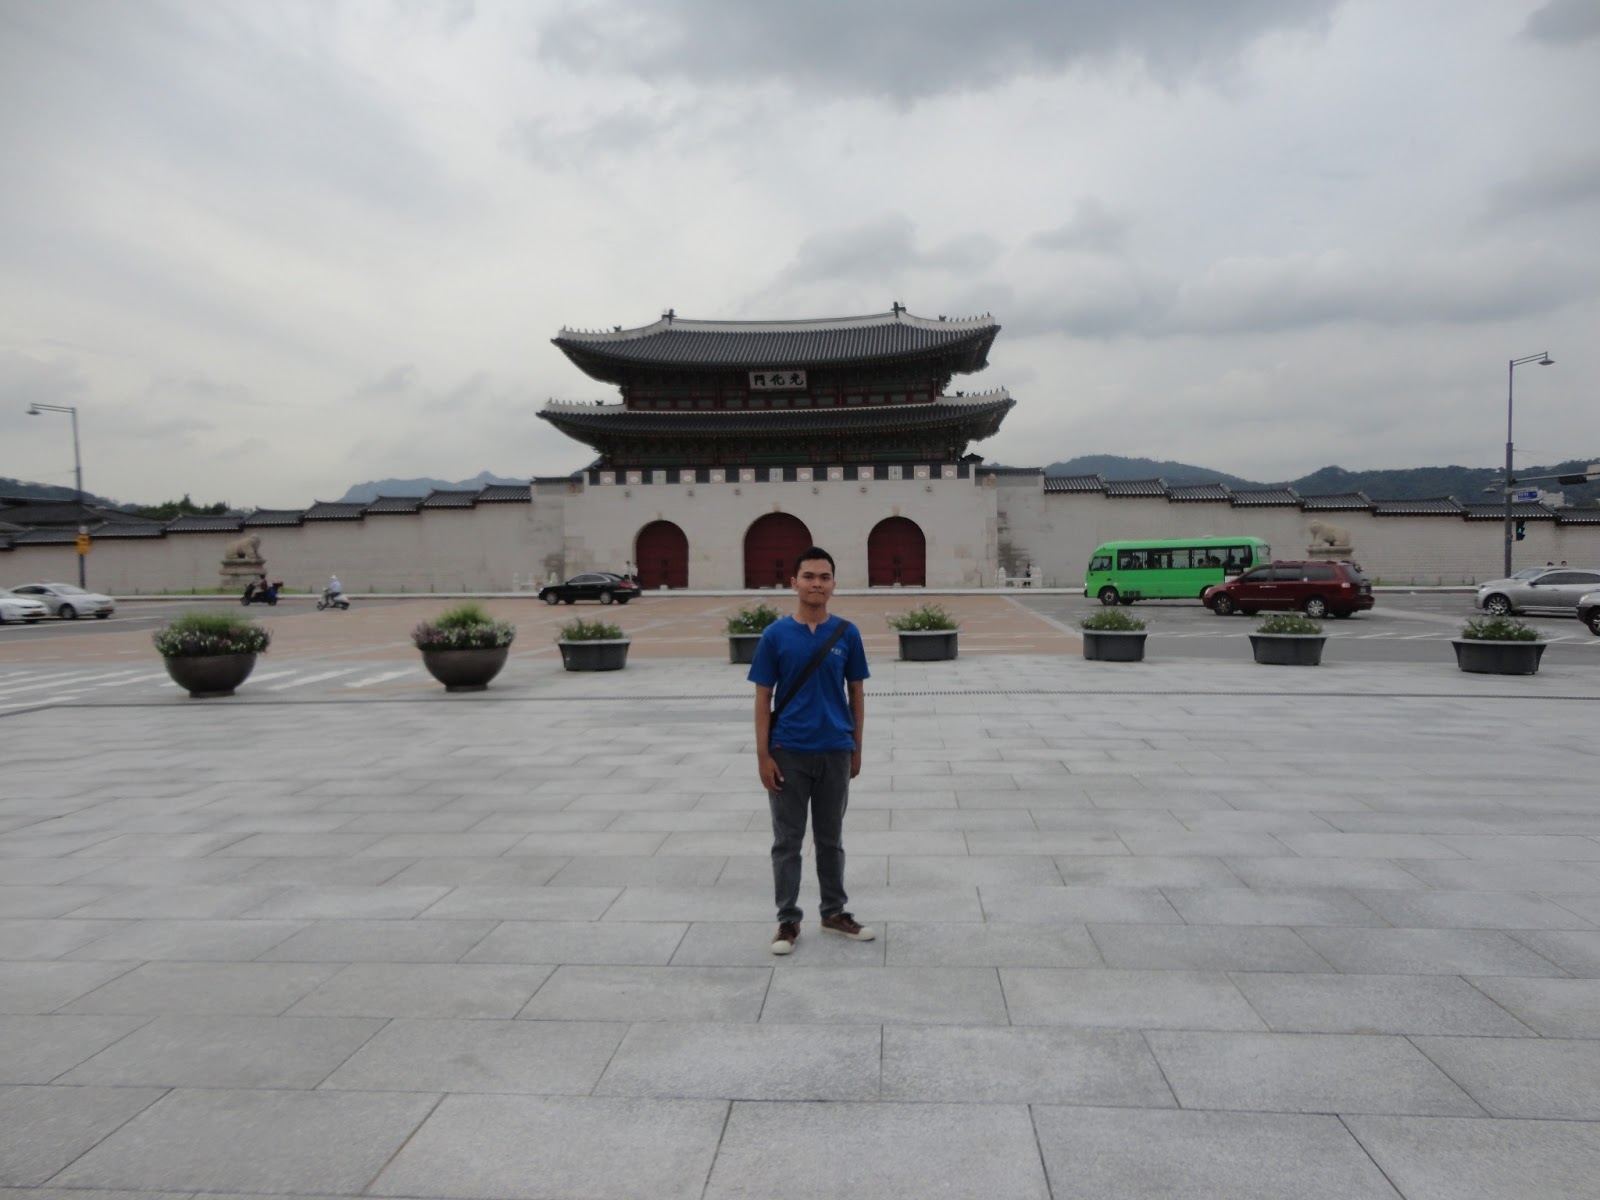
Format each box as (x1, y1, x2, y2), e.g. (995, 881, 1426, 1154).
(0, 590, 50, 624)
(7, 582, 116, 619)
(1475, 568, 1600, 616)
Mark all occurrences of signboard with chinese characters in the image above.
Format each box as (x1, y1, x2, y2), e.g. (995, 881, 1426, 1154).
(749, 369, 806, 391)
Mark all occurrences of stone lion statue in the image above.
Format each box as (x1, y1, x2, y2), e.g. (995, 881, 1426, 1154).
(1308, 519, 1352, 550)
(223, 533, 263, 561)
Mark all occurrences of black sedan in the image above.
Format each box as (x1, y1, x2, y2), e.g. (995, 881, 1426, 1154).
(538, 572, 640, 605)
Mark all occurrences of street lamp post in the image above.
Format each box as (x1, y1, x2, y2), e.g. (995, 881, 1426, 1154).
(25, 402, 87, 587)
(1503, 353, 1554, 578)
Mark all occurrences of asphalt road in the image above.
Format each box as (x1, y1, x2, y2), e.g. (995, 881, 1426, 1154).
(1013, 589, 1600, 665)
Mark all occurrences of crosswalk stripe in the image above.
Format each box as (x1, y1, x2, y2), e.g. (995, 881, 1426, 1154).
(265, 667, 368, 692)
(342, 668, 420, 688)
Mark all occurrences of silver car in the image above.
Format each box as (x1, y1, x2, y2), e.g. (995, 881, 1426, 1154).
(1578, 591, 1600, 637)
(0, 590, 50, 624)
(7, 582, 117, 619)
(1476, 568, 1600, 616)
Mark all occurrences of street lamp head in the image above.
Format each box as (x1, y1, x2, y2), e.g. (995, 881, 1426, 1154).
(27, 404, 40, 415)
(1538, 354, 1553, 366)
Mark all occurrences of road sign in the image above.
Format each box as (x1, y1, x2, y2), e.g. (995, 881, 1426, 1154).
(75, 533, 91, 554)
(1514, 489, 1539, 502)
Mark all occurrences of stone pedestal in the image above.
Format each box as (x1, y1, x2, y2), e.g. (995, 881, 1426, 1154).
(220, 558, 266, 591)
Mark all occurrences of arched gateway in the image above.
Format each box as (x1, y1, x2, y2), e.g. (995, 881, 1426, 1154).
(744, 513, 813, 589)
(635, 520, 688, 590)
(867, 516, 926, 587)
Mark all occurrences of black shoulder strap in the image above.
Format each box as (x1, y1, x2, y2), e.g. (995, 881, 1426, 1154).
(771, 619, 852, 724)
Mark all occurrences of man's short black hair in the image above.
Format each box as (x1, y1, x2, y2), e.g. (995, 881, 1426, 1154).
(793, 546, 836, 575)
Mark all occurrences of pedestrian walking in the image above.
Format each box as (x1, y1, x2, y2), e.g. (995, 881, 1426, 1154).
(749, 546, 874, 955)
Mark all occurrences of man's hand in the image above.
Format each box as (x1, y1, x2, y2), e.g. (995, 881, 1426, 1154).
(759, 753, 785, 792)
(850, 748, 862, 779)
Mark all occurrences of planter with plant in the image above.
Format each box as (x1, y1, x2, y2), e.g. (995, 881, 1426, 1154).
(557, 616, 630, 671)
(1249, 612, 1327, 666)
(1452, 616, 1546, 675)
(152, 611, 272, 697)
(412, 602, 516, 691)
(725, 602, 781, 664)
(887, 603, 959, 661)
(1080, 608, 1148, 662)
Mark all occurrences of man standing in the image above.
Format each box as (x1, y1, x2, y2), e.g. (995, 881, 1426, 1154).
(749, 546, 874, 955)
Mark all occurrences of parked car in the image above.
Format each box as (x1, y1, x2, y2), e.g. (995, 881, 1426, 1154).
(0, 590, 50, 624)
(1577, 591, 1600, 637)
(538, 572, 639, 605)
(1475, 568, 1600, 616)
(1203, 560, 1374, 618)
(7, 582, 116, 619)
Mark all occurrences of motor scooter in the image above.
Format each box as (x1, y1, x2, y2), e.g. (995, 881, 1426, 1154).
(316, 588, 350, 611)
(241, 580, 283, 606)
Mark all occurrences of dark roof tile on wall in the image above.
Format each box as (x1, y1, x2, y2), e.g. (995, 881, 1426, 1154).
(541, 392, 1014, 439)
(421, 490, 479, 509)
(1374, 497, 1464, 516)
(1043, 474, 1104, 492)
(1462, 502, 1554, 521)
(364, 496, 423, 514)
(1300, 492, 1374, 511)
(303, 502, 367, 521)
(1230, 488, 1300, 506)
(88, 523, 168, 539)
(1167, 483, 1231, 502)
(1556, 509, 1600, 524)
(243, 509, 306, 527)
(477, 484, 532, 502)
(10, 527, 77, 544)
(164, 516, 244, 533)
(1105, 478, 1167, 497)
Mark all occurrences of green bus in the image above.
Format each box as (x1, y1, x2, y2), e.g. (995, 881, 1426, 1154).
(1084, 536, 1272, 606)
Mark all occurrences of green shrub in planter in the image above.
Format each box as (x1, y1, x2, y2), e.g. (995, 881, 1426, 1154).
(152, 611, 272, 657)
(1255, 612, 1324, 636)
(1080, 609, 1147, 633)
(886, 603, 959, 632)
(558, 617, 625, 641)
(412, 601, 516, 650)
(1459, 616, 1540, 642)
(725, 603, 782, 636)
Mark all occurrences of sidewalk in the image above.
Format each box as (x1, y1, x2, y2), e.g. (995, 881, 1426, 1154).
(3, 654, 1599, 1198)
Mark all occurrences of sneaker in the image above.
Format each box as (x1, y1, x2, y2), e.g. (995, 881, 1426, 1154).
(771, 922, 799, 955)
(820, 912, 875, 941)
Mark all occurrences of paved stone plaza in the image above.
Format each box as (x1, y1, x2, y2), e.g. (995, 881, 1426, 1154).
(4, 646, 1600, 1199)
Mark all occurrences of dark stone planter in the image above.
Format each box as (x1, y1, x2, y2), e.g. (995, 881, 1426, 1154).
(897, 630, 959, 661)
(559, 639, 631, 672)
(1249, 633, 1327, 666)
(162, 653, 257, 697)
(1082, 630, 1148, 662)
(420, 646, 509, 692)
(1452, 639, 1546, 675)
(728, 633, 763, 665)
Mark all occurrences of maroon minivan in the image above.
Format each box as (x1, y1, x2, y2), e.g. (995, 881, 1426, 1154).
(1204, 560, 1373, 619)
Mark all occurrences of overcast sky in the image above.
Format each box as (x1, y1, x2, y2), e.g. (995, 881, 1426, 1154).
(2, 0, 1596, 508)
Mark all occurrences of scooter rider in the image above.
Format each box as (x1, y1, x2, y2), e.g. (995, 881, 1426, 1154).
(323, 574, 344, 605)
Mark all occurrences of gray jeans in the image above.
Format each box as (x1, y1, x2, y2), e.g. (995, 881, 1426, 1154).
(767, 747, 851, 925)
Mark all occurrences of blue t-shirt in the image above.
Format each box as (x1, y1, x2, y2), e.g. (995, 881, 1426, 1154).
(748, 615, 870, 753)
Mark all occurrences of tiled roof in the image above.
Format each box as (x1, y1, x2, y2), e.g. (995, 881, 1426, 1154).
(164, 515, 244, 533)
(243, 509, 306, 527)
(1042, 474, 1104, 492)
(87, 523, 167, 539)
(1104, 478, 1167, 497)
(1556, 509, 1600, 524)
(1374, 497, 1464, 516)
(1461, 502, 1554, 522)
(539, 392, 1015, 440)
(9, 527, 76, 544)
(363, 496, 422, 515)
(303, 502, 366, 521)
(421, 490, 479, 509)
(1230, 488, 1300, 506)
(978, 466, 1045, 477)
(1167, 483, 1231, 502)
(554, 310, 999, 381)
(1300, 492, 1374, 510)
(0, 501, 158, 528)
(477, 484, 532, 502)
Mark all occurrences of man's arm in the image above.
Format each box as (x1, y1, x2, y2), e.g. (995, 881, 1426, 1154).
(849, 678, 865, 779)
(754, 685, 783, 791)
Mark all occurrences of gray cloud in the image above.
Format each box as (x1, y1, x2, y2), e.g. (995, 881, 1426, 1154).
(1485, 153, 1600, 222)
(535, 0, 1340, 102)
(1029, 198, 1131, 254)
(1524, 0, 1600, 44)
(776, 215, 1002, 288)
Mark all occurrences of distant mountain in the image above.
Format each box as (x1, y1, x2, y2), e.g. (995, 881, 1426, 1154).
(0, 477, 126, 508)
(1037, 456, 1600, 506)
(338, 470, 526, 504)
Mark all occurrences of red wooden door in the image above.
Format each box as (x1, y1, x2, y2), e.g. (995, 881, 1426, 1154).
(635, 520, 688, 590)
(743, 513, 813, 589)
(867, 516, 926, 587)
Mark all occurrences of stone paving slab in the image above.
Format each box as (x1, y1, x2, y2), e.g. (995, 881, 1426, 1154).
(5, 652, 1600, 1196)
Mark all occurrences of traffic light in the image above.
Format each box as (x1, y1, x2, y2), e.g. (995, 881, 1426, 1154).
(1515, 521, 1526, 541)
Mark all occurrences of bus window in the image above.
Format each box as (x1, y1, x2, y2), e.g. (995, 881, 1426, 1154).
(1089, 554, 1112, 572)
(1167, 548, 1193, 569)
(1118, 550, 1145, 570)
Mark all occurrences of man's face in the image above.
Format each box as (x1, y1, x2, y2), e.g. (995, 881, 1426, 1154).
(792, 558, 836, 605)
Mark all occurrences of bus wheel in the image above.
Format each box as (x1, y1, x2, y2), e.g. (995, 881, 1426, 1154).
(1211, 594, 1235, 616)
(1097, 587, 1120, 607)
